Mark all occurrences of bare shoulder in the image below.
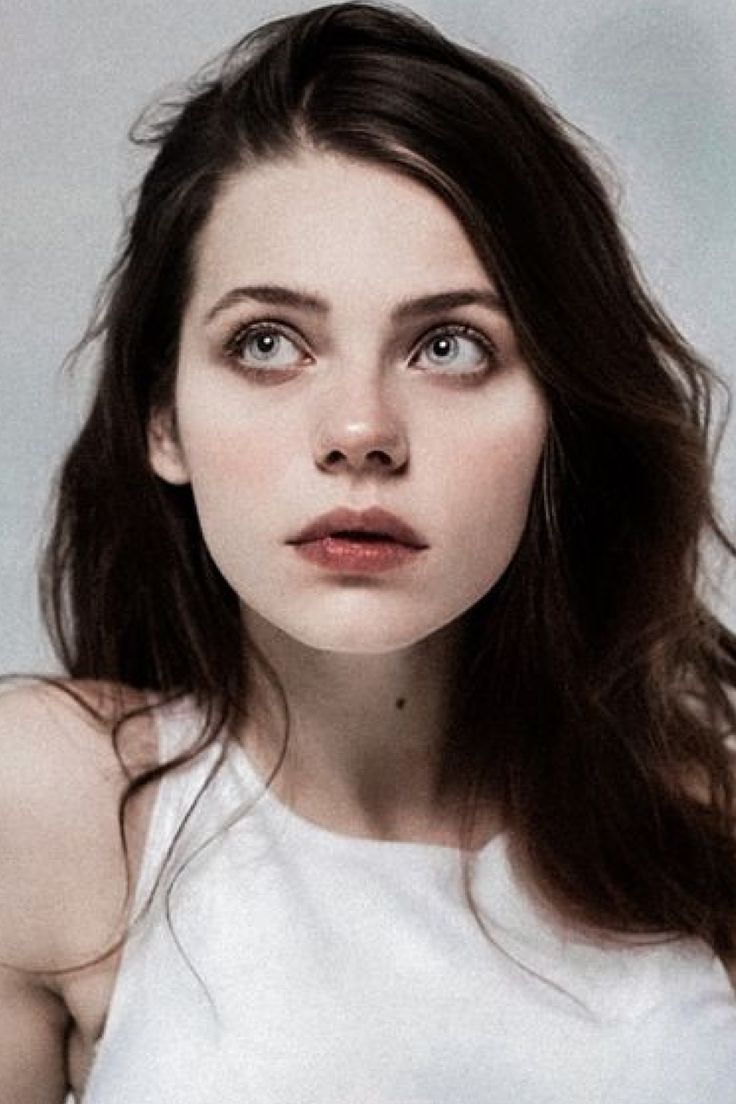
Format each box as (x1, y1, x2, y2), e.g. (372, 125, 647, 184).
(0, 678, 160, 968)
(0, 679, 162, 1102)
(0, 676, 157, 770)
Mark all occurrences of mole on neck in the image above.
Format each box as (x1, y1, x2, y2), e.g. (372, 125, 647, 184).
(395, 697, 406, 710)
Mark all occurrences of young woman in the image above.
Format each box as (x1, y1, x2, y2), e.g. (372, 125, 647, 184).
(2, 3, 736, 1101)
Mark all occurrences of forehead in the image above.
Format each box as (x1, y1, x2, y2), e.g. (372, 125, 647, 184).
(188, 149, 491, 308)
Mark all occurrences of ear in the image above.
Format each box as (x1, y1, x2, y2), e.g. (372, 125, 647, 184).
(147, 406, 190, 485)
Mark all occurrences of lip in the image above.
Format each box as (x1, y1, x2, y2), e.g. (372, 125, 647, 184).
(292, 536, 425, 573)
(287, 506, 428, 549)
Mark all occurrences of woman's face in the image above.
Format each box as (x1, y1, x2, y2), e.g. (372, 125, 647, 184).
(149, 149, 548, 654)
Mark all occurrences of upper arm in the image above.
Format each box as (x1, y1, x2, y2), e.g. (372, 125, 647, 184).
(0, 680, 152, 1103)
(0, 962, 70, 1104)
(0, 686, 76, 1102)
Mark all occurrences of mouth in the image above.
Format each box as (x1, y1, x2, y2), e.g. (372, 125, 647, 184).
(288, 506, 428, 549)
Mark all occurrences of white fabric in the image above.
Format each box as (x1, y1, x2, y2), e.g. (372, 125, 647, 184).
(78, 696, 736, 1103)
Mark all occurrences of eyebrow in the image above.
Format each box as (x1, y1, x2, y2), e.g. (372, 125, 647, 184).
(203, 283, 506, 324)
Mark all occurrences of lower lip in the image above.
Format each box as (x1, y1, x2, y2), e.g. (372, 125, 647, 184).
(291, 536, 426, 573)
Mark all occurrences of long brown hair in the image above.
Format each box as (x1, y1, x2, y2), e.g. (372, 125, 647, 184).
(29, 0, 736, 962)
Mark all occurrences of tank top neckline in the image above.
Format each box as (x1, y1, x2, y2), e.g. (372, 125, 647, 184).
(227, 735, 508, 861)
(158, 695, 509, 864)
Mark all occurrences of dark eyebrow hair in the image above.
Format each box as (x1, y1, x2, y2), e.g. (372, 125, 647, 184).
(203, 283, 506, 324)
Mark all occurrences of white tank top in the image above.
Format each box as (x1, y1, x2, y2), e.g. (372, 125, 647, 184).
(78, 695, 736, 1103)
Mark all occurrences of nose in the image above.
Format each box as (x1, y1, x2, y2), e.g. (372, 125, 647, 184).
(313, 379, 409, 476)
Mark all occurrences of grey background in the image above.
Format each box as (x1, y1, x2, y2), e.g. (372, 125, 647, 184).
(2, 0, 735, 674)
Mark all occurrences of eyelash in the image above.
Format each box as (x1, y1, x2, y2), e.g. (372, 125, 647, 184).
(222, 319, 499, 382)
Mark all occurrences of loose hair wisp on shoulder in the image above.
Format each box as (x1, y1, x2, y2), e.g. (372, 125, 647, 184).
(39, 1, 736, 960)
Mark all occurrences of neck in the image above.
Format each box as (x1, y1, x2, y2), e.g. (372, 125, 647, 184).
(237, 609, 482, 843)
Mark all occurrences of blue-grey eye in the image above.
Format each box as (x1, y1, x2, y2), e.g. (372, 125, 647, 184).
(416, 327, 495, 373)
(236, 327, 302, 366)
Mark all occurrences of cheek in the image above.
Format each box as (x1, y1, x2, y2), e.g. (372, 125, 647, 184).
(189, 427, 275, 487)
(177, 402, 292, 544)
(440, 402, 547, 562)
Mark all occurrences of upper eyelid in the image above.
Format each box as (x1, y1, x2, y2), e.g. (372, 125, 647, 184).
(224, 318, 308, 355)
(226, 317, 302, 339)
(428, 322, 497, 349)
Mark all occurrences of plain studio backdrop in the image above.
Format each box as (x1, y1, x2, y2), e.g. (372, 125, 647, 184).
(1, 0, 735, 674)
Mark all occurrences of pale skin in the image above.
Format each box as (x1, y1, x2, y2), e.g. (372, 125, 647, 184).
(149, 147, 548, 846)
(0, 148, 733, 1103)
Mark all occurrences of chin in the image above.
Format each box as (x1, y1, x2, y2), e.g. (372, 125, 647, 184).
(283, 622, 434, 655)
(247, 604, 450, 656)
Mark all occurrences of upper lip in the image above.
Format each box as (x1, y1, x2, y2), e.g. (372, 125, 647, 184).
(288, 507, 428, 549)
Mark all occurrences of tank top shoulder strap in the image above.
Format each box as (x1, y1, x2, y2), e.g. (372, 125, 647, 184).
(130, 693, 224, 917)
